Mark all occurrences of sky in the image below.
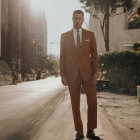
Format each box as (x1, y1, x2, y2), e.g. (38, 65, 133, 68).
(30, 0, 90, 56)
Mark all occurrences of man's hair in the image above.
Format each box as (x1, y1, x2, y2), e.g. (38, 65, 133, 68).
(73, 10, 84, 17)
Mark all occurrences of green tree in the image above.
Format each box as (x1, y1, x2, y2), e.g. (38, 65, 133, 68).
(79, 0, 136, 51)
(33, 53, 59, 76)
(46, 55, 59, 75)
(33, 52, 48, 69)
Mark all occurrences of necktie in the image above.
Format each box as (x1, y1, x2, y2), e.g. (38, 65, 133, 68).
(77, 30, 80, 50)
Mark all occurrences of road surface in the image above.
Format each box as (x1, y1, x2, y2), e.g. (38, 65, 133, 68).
(0, 77, 139, 140)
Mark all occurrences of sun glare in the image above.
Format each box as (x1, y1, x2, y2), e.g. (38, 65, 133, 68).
(30, 0, 44, 10)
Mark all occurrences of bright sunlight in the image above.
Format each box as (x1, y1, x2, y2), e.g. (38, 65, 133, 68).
(30, 0, 45, 10)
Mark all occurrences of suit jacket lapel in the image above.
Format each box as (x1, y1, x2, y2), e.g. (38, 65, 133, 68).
(81, 28, 86, 52)
(82, 28, 86, 44)
(69, 28, 86, 54)
(70, 29, 76, 49)
(69, 29, 80, 54)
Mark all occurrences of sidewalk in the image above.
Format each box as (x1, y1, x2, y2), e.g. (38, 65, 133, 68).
(0, 60, 12, 86)
(0, 78, 12, 86)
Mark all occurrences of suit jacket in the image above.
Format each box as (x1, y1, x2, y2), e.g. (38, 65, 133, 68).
(60, 28, 98, 83)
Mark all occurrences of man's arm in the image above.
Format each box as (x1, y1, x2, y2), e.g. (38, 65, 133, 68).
(90, 32, 98, 84)
(60, 34, 67, 86)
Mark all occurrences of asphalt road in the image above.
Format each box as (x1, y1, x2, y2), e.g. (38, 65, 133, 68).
(0, 77, 125, 140)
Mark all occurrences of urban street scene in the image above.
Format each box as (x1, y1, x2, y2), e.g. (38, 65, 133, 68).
(0, 0, 140, 140)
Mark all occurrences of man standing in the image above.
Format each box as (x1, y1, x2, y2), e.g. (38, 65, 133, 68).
(12, 69, 18, 85)
(36, 68, 41, 80)
(60, 10, 98, 140)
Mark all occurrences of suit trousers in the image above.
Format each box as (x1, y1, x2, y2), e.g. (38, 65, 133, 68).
(68, 72, 97, 132)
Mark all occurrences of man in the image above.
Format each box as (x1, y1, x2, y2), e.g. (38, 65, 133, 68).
(36, 68, 41, 80)
(12, 69, 18, 85)
(60, 10, 98, 140)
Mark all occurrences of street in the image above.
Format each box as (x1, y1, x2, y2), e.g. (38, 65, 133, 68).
(0, 77, 67, 140)
(1, 0, 140, 139)
(0, 77, 139, 140)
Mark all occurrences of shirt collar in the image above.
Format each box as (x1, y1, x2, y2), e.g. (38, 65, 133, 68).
(73, 27, 82, 32)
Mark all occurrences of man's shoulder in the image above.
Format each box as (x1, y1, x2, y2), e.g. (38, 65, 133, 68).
(61, 29, 72, 37)
(83, 28, 94, 34)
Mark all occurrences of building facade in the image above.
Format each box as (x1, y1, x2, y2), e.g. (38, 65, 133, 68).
(1, 0, 30, 71)
(30, 10, 47, 55)
(89, 7, 140, 54)
(29, 9, 47, 68)
(20, 0, 31, 72)
(1, 0, 47, 75)
(0, 0, 1, 57)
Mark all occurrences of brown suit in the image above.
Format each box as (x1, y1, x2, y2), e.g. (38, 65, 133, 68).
(60, 28, 98, 132)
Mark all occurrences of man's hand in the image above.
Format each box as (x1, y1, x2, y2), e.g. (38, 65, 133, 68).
(61, 77, 68, 86)
(91, 74, 98, 85)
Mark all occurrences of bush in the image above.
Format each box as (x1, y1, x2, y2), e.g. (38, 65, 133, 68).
(133, 42, 140, 53)
(33, 53, 59, 76)
(128, 17, 140, 29)
(98, 50, 140, 92)
(46, 56, 59, 76)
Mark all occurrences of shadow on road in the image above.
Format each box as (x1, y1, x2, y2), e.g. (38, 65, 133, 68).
(5, 132, 29, 140)
(87, 136, 104, 140)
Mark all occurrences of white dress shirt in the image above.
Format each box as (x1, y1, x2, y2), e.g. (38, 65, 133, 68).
(73, 28, 82, 46)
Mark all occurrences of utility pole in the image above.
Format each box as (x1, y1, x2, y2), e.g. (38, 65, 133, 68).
(49, 41, 59, 60)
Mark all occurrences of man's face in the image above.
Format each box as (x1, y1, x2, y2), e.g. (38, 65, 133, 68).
(73, 13, 84, 29)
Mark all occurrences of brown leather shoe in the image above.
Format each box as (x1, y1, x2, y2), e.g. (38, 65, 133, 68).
(72, 132, 85, 140)
(86, 130, 100, 140)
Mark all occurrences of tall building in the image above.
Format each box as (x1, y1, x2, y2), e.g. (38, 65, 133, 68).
(20, 0, 32, 72)
(29, 9, 47, 68)
(1, 0, 47, 75)
(1, 0, 21, 69)
(42, 14, 47, 55)
(1, 0, 9, 60)
(0, 0, 1, 57)
(89, 6, 140, 53)
(30, 10, 47, 55)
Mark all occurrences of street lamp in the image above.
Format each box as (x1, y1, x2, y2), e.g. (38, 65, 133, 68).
(32, 40, 36, 44)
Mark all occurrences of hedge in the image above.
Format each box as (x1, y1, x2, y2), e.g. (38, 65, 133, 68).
(98, 50, 140, 92)
(134, 42, 140, 53)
